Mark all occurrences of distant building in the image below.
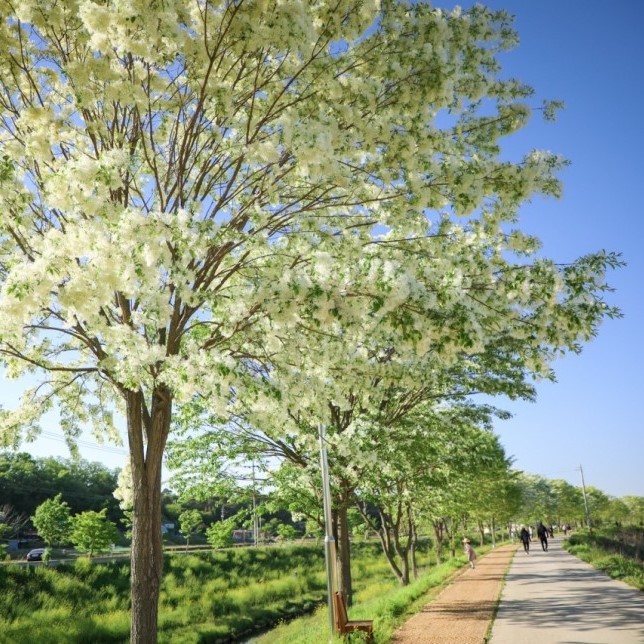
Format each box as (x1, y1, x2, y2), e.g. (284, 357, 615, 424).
(232, 529, 254, 543)
(161, 522, 175, 534)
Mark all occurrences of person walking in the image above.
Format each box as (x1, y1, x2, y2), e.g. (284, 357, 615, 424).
(463, 538, 477, 569)
(537, 522, 549, 551)
(519, 525, 531, 554)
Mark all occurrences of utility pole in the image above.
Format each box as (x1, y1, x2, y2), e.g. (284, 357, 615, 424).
(252, 461, 259, 547)
(319, 424, 337, 640)
(579, 464, 592, 531)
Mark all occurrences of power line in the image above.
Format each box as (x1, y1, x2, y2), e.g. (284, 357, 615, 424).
(38, 430, 128, 457)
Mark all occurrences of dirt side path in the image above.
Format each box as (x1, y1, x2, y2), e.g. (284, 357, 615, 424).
(391, 544, 517, 644)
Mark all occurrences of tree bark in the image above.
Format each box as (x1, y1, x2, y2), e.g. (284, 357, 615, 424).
(127, 387, 172, 644)
(478, 520, 485, 547)
(396, 542, 410, 585)
(372, 503, 410, 586)
(356, 502, 405, 585)
(334, 505, 354, 605)
(410, 516, 418, 579)
(376, 521, 405, 584)
(433, 520, 444, 564)
(446, 517, 457, 558)
(389, 502, 413, 585)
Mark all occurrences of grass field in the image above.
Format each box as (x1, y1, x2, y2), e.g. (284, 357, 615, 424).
(0, 539, 480, 643)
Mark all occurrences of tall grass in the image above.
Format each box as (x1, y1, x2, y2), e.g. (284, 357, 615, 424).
(0, 539, 476, 643)
(157, 546, 329, 643)
(255, 554, 468, 644)
(0, 560, 132, 643)
(565, 530, 644, 591)
(0, 544, 328, 643)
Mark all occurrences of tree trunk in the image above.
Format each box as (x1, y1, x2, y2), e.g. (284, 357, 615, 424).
(410, 517, 418, 579)
(378, 527, 405, 584)
(399, 551, 410, 585)
(379, 502, 410, 586)
(443, 516, 457, 558)
(395, 534, 410, 586)
(433, 520, 444, 564)
(356, 502, 406, 585)
(376, 523, 405, 584)
(334, 505, 353, 605)
(127, 387, 172, 644)
(448, 519, 457, 559)
(393, 503, 413, 586)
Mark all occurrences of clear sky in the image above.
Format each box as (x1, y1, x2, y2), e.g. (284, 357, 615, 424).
(1, 1, 642, 498)
(455, 0, 644, 498)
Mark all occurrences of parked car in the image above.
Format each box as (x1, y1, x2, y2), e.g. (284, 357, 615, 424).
(26, 548, 46, 561)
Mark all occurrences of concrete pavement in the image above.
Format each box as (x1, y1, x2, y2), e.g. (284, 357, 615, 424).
(490, 535, 644, 643)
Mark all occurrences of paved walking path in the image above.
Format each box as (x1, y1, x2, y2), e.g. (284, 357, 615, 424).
(490, 536, 644, 643)
(393, 537, 644, 644)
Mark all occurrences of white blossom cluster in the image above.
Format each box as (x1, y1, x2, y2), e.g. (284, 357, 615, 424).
(0, 0, 619, 474)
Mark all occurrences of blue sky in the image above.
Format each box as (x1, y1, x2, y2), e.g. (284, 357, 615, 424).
(457, 0, 644, 497)
(2, 1, 643, 498)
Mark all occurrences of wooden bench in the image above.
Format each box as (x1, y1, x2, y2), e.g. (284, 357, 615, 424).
(333, 591, 374, 642)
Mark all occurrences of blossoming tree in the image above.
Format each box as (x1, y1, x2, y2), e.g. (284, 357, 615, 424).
(0, 1, 620, 641)
(169, 218, 620, 600)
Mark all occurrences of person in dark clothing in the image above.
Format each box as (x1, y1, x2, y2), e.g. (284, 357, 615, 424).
(519, 525, 531, 554)
(537, 522, 549, 551)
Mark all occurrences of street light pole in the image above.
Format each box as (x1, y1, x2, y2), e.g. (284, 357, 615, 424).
(319, 423, 337, 640)
(579, 464, 592, 531)
(252, 461, 258, 547)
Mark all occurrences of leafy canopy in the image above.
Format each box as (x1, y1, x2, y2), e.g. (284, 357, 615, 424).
(31, 493, 71, 547)
(0, 0, 619, 446)
(69, 508, 120, 557)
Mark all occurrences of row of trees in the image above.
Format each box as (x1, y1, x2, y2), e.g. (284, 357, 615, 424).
(28, 494, 119, 558)
(0, 452, 121, 523)
(13, 455, 642, 566)
(8, 454, 642, 556)
(0, 451, 310, 546)
(514, 473, 644, 530)
(167, 409, 643, 599)
(0, 2, 622, 641)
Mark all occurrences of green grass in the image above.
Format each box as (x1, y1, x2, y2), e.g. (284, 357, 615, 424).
(0, 539, 486, 643)
(156, 545, 331, 642)
(255, 546, 487, 644)
(0, 544, 330, 643)
(564, 529, 644, 591)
